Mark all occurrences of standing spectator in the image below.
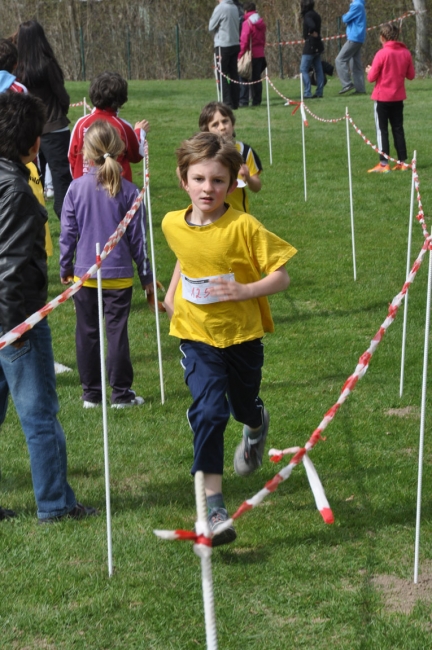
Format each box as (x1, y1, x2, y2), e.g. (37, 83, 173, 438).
(0, 91, 97, 523)
(335, 0, 367, 95)
(366, 23, 415, 173)
(209, 0, 241, 110)
(68, 72, 148, 182)
(238, 3, 267, 106)
(15, 20, 72, 218)
(299, 0, 324, 99)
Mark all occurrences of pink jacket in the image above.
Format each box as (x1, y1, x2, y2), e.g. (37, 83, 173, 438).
(239, 11, 266, 59)
(367, 41, 415, 102)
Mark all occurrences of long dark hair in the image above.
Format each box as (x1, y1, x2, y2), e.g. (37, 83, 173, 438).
(15, 20, 64, 87)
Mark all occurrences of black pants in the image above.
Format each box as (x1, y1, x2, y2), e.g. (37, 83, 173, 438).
(374, 100, 407, 163)
(216, 45, 240, 109)
(74, 286, 135, 404)
(39, 130, 72, 219)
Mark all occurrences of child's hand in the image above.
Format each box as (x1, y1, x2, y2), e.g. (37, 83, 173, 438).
(60, 276, 74, 285)
(209, 276, 251, 302)
(239, 164, 250, 182)
(135, 119, 150, 133)
(365, 65, 371, 73)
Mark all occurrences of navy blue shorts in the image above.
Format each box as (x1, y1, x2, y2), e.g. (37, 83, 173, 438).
(179, 339, 264, 475)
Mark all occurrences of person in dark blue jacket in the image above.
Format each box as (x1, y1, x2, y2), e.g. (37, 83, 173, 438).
(335, 0, 367, 94)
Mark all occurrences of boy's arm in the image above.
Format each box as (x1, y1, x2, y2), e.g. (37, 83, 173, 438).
(163, 260, 181, 320)
(209, 265, 290, 302)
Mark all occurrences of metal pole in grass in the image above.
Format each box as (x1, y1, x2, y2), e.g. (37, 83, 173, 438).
(214, 53, 220, 101)
(96, 243, 114, 578)
(143, 156, 165, 405)
(400, 151, 416, 398)
(414, 243, 432, 584)
(194, 471, 217, 650)
(345, 106, 357, 281)
(300, 75, 307, 202)
(265, 69, 272, 166)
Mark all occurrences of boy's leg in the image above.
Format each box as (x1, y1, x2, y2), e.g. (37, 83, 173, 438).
(350, 43, 365, 93)
(388, 101, 407, 162)
(74, 287, 102, 404)
(0, 320, 76, 519)
(180, 341, 230, 476)
(224, 340, 268, 476)
(335, 40, 354, 90)
(103, 288, 135, 404)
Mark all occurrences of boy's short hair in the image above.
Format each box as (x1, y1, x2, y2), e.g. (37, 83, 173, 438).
(198, 101, 236, 132)
(380, 23, 399, 42)
(0, 92, 46, 162)
(89, 71, 128, 111)
(177, 132, 243, 187)
(0, 38, 18, 73)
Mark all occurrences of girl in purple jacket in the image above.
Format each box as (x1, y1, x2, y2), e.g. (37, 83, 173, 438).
(366, 23, 415, 173)
(60, 120, 153, 408)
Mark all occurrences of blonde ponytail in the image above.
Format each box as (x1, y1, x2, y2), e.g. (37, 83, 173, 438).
(83, 120, 125, 197)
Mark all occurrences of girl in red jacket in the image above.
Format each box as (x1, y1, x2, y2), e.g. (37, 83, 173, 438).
(366, 23, 415, 173)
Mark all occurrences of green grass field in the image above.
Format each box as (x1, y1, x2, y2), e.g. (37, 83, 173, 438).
(1, 76, 432, 649)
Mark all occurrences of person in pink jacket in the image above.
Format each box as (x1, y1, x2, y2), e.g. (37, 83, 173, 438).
(366, 22, 415, 173)
(238, 3, 267, 107)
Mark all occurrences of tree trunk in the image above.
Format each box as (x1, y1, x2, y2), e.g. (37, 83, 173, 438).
(412, 0, 431, 74)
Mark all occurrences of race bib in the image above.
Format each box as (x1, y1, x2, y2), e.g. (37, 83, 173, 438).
(181, 272, 235, 305)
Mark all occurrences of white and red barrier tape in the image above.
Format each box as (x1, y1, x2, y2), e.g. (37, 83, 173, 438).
(0, 143, 150, 351)
(266, 10, 424, 47)
(69, 100, 92, 111)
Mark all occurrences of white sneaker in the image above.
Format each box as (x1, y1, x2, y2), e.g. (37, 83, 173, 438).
(111, 391, 145, 409)
(44, 188, 54, 199)
(54, 361, 72, 374)
(83, 400, 100, 409)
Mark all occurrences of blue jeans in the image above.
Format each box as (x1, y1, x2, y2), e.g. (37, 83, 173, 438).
(0, 319, 76, 519)
(300, 53, 324, 98)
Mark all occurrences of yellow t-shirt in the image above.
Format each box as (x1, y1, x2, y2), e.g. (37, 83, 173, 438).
(27, 162, 53, 257)
(162, 205, 297, 348)
(227, 141, 262, 213)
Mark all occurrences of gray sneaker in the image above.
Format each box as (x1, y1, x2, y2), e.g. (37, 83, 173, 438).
(233, 407, 269, 476)
(208, 507, 237, 547)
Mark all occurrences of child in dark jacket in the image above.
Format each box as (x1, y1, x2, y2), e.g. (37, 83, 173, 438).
(366, 22, 415, 173)
(60, 120, 153, 408)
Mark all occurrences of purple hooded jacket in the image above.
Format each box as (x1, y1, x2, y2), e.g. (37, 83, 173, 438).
(60, 168, 153, 286)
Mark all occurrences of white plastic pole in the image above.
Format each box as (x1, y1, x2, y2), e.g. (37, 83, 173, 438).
(194, 472, 217, 650)
(83, 97, 87, 116)
(400, 151, 417, 397)
(265, 69, 273, 166)
(345, 107, 357, 281)
(300, 76, 307, 202)
(218, 47, 223, 104)
(214, 54, 220, 101)
(96, 243, 113, 578)
(143, 157, 165, 404)
(414, 244, 432, 584)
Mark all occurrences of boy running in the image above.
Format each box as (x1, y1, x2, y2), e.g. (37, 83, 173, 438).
(162, 132, 297, 546)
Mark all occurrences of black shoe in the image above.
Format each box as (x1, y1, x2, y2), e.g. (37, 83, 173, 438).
(311, 94, 323, 99)
(0, 506, 17, 521)
(339, 83, 355, 95)
(38, 502, 99, 524)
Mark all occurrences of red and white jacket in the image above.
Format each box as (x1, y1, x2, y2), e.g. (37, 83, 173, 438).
(68, 107, 146, 181)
